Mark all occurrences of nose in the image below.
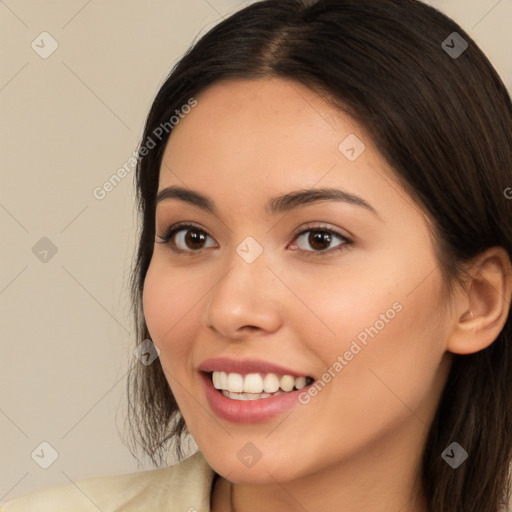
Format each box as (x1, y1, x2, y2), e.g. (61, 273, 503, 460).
(202, 249, 283, 340)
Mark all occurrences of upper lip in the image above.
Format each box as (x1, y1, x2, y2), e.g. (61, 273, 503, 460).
(198, 357, 313, 378)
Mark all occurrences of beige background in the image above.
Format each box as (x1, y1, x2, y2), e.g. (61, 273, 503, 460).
(1, 0, 511, 502)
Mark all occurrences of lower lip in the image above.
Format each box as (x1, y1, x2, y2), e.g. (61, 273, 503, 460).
(200, 371, 313, 424)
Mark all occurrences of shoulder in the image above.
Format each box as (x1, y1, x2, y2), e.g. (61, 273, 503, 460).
(0, 450, 216, 512)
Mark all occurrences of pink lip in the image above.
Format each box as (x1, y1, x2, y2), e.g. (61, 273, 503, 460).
(199, 371, 314, 424)
(198, 357, 312, 378)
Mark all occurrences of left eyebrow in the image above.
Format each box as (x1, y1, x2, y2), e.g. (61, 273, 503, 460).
(265, 187, 380, 219)
(155, 185, 381, 220)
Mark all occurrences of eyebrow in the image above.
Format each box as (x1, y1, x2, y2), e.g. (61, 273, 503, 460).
(156, 185, 380, 218)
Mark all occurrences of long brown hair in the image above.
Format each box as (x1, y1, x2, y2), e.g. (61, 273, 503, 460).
(124, 1, 512, 510)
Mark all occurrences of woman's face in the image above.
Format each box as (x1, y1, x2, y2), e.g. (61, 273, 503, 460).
(143, 77, 453, 486)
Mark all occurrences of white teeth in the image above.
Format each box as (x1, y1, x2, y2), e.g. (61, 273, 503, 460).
(217, 371, 228, 390)
(243, 373, 263, 393)
(222, 390, 289, 400)
(294, 376, 307, 389)
(263, 373, 280, 393)
(211, 371, 312, 395)
(227, 372, 244, 392)
(280, 375, 295, 392)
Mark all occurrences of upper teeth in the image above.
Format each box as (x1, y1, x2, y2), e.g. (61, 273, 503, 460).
(211, 371, 311, 393)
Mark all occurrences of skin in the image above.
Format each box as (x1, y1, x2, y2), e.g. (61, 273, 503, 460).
(142, 77, 512, 512)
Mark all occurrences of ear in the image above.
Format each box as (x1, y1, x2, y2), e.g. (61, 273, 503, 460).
(447, 246, 512, 355)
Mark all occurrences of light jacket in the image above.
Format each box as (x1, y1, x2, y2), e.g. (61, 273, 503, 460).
(0, 450, 216, 512)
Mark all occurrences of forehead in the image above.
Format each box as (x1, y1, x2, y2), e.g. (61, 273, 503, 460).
(165, 77, 362, 153)
(157, 78, 418, 224)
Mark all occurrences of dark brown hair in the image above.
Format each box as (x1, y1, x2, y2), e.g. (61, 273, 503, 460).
(124, 1, 512, 510)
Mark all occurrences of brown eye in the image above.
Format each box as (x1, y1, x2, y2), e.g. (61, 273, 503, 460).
(155, 223, 217, 253)
(181, 228, 208, 250)
(289, 225, 350, 256)
(307, 230, 333, 251)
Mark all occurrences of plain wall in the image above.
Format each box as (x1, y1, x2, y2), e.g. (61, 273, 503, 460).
(1, 0, 511, 502)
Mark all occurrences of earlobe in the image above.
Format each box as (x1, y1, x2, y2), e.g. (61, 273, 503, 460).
(447, 246, 512, 355)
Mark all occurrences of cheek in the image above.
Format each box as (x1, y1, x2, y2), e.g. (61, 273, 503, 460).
(142, 259, 203, 367)
(317, 270, 447, 434)
(293, 257, 447, 420)
(280, 263, 405, 363)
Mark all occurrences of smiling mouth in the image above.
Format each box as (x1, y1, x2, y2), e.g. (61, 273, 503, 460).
(206, 370, 315, 400)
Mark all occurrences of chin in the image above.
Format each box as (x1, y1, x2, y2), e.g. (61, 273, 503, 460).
(202, 448, 307, 485)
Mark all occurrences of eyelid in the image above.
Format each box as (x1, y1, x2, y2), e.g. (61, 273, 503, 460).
(155, 221, 216, 251)
(288, 222, 351, 256)
(155, 221, 353, 256)
(290, 221, 352, 242)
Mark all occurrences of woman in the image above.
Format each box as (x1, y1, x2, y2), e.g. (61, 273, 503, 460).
(2, 0, 511, 510)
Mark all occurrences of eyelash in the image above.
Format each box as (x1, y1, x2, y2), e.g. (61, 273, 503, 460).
(155, 222, 352, 257)
(155, 223, 353, 256)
